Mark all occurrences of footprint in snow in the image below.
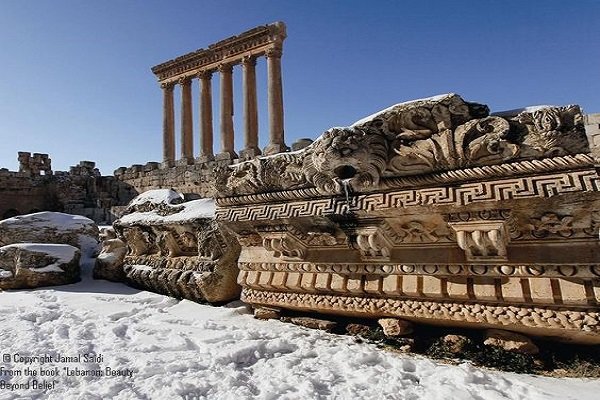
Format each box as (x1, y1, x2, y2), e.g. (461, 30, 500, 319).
(108, 308, 141, 321)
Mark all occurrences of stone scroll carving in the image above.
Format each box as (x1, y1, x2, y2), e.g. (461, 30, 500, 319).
(112, 189, 241, 303)
(215, 94, 600, 344)
(214, 94, 589, 196)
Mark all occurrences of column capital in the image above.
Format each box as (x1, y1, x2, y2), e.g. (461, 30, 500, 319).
(178, 77, 192, 86)
(265, 47, 283, 59)
(160, 82, 175, 90)
(217, 63, 233, 73)
(197, 70, 213, 80)
(242, 56, 257, 67)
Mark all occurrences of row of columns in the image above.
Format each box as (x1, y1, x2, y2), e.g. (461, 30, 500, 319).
(161, 48, 287, 165)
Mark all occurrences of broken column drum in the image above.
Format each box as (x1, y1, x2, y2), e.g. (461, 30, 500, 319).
(214, 94, 600, 344)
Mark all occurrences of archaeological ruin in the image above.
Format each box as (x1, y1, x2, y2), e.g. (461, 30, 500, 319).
(0, 152, 136, 223)
(4, 22, 600, 347)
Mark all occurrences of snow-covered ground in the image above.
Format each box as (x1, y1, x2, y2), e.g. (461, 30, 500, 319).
(0, 263, 599, 399)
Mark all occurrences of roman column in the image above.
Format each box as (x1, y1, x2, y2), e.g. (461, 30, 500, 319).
(240, 56, 260, 160)
(264, 47, 288, 155)
(179, 77, 193, 164)
(161, 82, 175, 165)
(198, 71, 214, 162)
(217, 63, 237, 160)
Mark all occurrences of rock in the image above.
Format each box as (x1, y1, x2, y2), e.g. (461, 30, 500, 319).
(378, 318, 414, 337)
(484, 329, 539, 355)
(0, 212, 99, 256)
(253, 306, 281, 320)
(346, 323, 373, 337)
(285, 317, 337, 332)
(0, 243, 80, 289)
(115, 190, 240, 303)
(441, 334, 471, 354)
(395, 338, 416, 353)
(93, 238, 126, 282)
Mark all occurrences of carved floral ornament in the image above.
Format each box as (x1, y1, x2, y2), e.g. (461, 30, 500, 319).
(528, 212, 574, 238)
(213, 94, 590, 197)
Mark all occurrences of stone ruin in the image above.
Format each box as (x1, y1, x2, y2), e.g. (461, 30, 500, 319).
(210, 93, 600, 344)
(4, 22, 599, 347)
(0, 153, 136, 223)
(106, 190, 241, 303)
(96, 23, 600, 345)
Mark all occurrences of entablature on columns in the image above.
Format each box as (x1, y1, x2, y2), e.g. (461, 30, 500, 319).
(151, 22, 286, 84)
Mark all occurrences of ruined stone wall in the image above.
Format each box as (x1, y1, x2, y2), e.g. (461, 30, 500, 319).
(113, 138, 314, 198)
(0, 154, 137, 223)
(113, 161, 217, 199)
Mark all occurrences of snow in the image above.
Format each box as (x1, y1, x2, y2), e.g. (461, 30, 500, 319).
(351, 93, 455, 126)
(127, 189, 184, 208)
(0, 270, 13, 278)
(0, 243, 78, 273)
(119, 198, 216, 225)
(492, 105, 560, 117)
(0, 212, 94, 231)
(0, 259, 599, 399)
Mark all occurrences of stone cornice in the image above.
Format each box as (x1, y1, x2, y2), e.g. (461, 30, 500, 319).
(151, 22, 286, 84)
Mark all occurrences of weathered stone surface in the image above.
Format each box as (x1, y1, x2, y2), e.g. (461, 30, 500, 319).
(283, 317, 337, 332)
(0, 212, 99, 254)
(441, 334, 471, 354)
(484, 329, 540, 355)
(346, 323, 372, 337)
(253, 306, 281, 320)
(216, 94, 600, 345)
(114, 189, 240, 303)
(0, 153, 136, 223)
(378, 318, 414, 337)
(93, 238, 127, 282)
(0, 244, 80, 289)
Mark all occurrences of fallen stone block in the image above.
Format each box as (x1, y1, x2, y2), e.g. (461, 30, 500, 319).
(484, 329, 539, 355)
(0, 243, 80, 289)
(378, 318, 414, 337)
(0, 212, 99, 256)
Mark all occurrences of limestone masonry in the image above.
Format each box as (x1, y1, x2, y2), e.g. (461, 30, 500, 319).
(0, 153, 136, 223)
(213, 93, 600, 344)
(3, 22, 600, 346)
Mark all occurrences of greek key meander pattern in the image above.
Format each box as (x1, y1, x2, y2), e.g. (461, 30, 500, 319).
(238, 262, 600, 279)
(241, 288, 600, 336)
(238, 269, 599, 307)
(216, 169, 600, 222)
(214, 154, 595, 207)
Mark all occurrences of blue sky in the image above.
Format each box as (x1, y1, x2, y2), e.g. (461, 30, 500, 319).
(0, 0, 598, 174)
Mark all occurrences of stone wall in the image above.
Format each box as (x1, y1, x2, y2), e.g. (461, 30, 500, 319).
(113, 137, 314, 198)
(0, 153, 137, 223)
(113, 161, 217, 199)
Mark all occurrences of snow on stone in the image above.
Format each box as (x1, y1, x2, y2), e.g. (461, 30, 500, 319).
(0, 261, 599, 399)
(128, 188, 184, 207)
(119, 198, 216, 225)
(0, 270, 13, 278)
(0, 211, 94, 232)
(351, 93, 455, 126)
(1, 243, 78, 272)
(492, 105, 562, 117)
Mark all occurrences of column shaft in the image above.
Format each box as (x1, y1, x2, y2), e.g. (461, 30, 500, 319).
(199, 72, 214, 161)
(241, 57, 260, 159)
(180, 78, 193, 163)
(217, 64, 237, 160)
(265, 47, 287, 155)
(162, 83, 175, 164)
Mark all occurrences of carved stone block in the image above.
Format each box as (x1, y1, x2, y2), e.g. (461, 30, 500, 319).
(215, 94, 600, 344)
